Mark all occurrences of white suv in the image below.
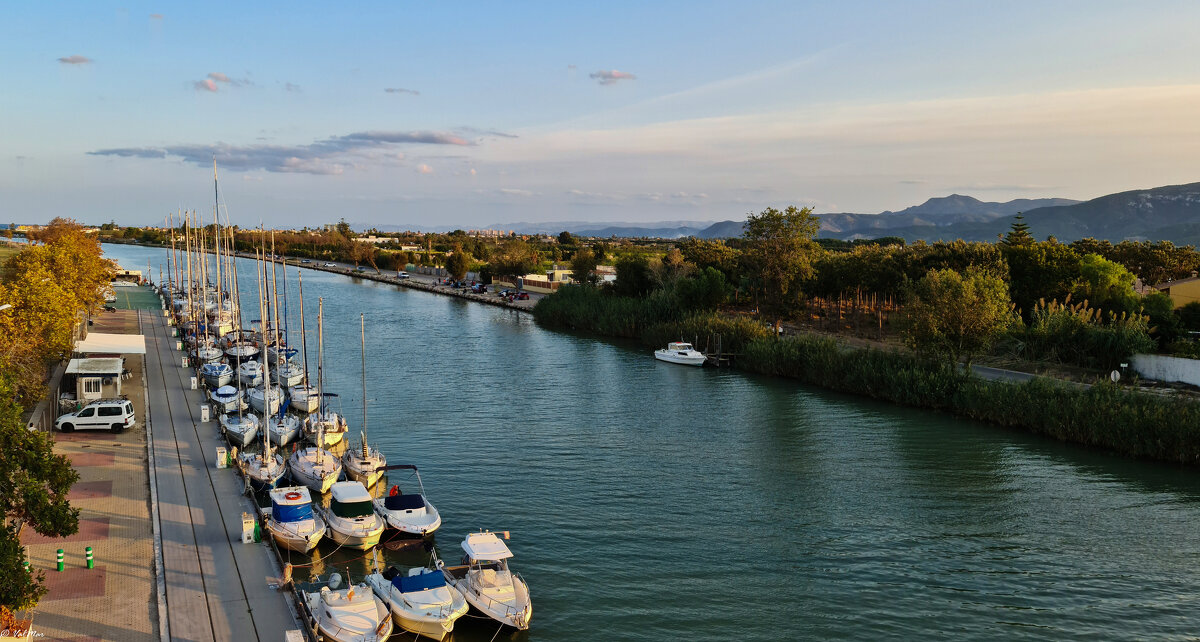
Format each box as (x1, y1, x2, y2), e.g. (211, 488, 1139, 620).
(56, 399, 137, 434)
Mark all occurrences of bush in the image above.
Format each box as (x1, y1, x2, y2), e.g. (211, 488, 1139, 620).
(1000, 298, 1155, 370)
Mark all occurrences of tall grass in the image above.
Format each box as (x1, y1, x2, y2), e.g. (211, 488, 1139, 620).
(998, 297, 1155, 369)
(740, 334, 1200, 464)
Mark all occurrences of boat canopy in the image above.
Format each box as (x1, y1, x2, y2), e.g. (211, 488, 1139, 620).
(330, 481, 372, 503)
(393, 570, 446, 593)
(271, 500, 313, 523)
(384, 494, 425, 511)
(214, 385, 238, 397)
(331, 499, 375, 519)
(461, 532, 513, 561)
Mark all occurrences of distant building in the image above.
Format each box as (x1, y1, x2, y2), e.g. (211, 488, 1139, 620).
(1156, 272, 1200, 308)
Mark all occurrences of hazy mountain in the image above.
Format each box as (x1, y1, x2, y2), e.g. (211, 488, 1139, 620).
(884, 194, 1079, 218)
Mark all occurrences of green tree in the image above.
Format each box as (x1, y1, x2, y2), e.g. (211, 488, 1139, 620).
(569, 247, 598, 285)
(488, 239, 540, 280)
(1001, 241, 1081, 317)
(557, 231, 574, 246)
(592, 242, 609, 262)
(741, 206, 820, 328)
(677, 238, 740, 278)
(1179, 301, 1200, 331)
(444, 244, 471, 280)
(613, 254, 654, 297)
(335, 218, 353, 239)
(903, 267, 1015, 367)
(1141, 291, 1183, 348)
(1001, 213, 1035, 246)
(1074, 253, 1139, 316)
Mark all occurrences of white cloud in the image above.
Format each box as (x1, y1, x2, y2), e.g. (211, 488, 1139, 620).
(58, 55, 92, 65)
(589, 70, 636, 85)
(417, 164, 433, 174)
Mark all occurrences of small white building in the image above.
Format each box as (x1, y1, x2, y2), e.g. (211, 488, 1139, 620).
(65, 357, 125, 402)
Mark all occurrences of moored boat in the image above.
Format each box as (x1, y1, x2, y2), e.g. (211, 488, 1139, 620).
(365, 566, 468, 641)
(373, 467, 441, 536)
(317, 481, 385, 550)
(287, 445, 342, 494)
(442, 531, 531, 630)
(265, 486, 326, 553)
(302, 582, 393, 642)
(219, 412, 259, 447)
(653, 341, 706, 366)
(199, 361, 234, 388)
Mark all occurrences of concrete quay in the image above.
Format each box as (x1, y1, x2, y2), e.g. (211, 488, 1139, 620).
(141, 308, 300, 641)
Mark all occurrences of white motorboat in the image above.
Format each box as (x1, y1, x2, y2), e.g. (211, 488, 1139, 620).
(193, 342, 224, 365)
(238, 360, 263, 387)
(373, 468, 441, 536)
(305, 411, 346, 448)
(268, 412, 301, 447)
(199, 362, 234, 388)
(219, 412, 259, 448)
(317, 481, 385, 550)
(265, 486, 326, 553)
(443, 531, 531, 630)
(366, 566, 468, 641)
(653, 341, 706, 366)
(302, 582, 393, 642)
(247, 383, 283, 415)
(208, 385, 245, 413)
(239, 449, 286, 491)
(287, 445, 342, 494)
(273, 360, 306, 387)
(289, 384, 320, 414)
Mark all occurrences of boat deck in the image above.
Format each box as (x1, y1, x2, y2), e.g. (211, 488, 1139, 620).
(141, 308, 301, 641)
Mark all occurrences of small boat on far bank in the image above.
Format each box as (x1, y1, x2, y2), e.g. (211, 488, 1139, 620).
(654, 341, 706, 366)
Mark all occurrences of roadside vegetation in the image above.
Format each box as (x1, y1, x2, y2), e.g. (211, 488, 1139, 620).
(0, 219, 113, 610)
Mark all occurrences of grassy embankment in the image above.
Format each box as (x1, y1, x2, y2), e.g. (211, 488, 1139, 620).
(534, 285, 1200, 465)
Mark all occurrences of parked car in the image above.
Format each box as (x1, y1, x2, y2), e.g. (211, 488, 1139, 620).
(301, 259, 312, 264)
(323, 262, 336, 267)
(356, 265, 367, 272)
(397, 271, 410, 279)
(515, 292, 530, 300)
(56, 399, 136, 434)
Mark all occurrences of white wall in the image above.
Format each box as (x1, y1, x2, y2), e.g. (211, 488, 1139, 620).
(1131, 353, 1200, 387)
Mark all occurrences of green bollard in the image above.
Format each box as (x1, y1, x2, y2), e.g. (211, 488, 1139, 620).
(85, 546, 94, 569)
(56, 548, 64, 571)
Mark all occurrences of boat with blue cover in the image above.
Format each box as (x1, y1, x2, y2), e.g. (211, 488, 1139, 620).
(365, 565, 468, 641)
(265, 486, 326, 553)
(200, 361, 234, 388)
(208, 384, 245, 413)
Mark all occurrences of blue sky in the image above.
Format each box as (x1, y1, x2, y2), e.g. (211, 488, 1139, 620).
(4, 1, 1200, 229)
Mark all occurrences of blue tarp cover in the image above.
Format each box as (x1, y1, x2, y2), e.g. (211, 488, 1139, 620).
(384, 494, 425, 511)
(393, 570, 446, 593)
(272, 500, 313, 522)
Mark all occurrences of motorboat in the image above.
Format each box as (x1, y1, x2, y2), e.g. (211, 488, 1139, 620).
(304, 411, 347, 448)
(208, 385, 245, 413)
(219, 412, 259, 448)
(238, 448, 286, 491)
(238, 360, 263, 387)
(373, 467, 441, 536)
(193, 340, 224, 365)
(343, 439, 386, 489)
(199, 362, 234, 388)
(316, 481, 385, 550)
(443, 531, 531, 630)
(268, 412, 301, 447)
(265, 486, 326, 553)
(653, 341, 706, 366)
(273, 360, 306, 387)
(247, 383, 284, 415)
(287, 445, 342, 494)
(302, 581, 393, 642)
(365, 566, 468, 641)
(289, 383, 320, 414)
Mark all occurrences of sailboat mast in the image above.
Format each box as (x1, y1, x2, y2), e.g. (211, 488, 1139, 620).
(270, 233, 283, 377)
(297, 269, 311, 387)
(213, 160, 223, 323)
(316, 297, 325, 463)
(257, 248, 271, 451)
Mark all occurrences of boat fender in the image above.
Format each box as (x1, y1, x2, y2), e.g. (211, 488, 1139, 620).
(328, 572, 342, 590)
(389, 485, 399, 497)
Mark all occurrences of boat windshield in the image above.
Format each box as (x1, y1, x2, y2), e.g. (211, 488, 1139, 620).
(331, 499, 374, 519)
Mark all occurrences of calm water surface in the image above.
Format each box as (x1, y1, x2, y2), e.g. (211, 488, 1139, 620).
(109, 244, 1200, 640)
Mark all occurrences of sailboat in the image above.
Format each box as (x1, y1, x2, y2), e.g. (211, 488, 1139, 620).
(287, 297, 343, 494)
(238, 251, 286, 491)
(303, 296, 347, 447)
(288, 268, 321, 414)
(343, 315, 386, 489)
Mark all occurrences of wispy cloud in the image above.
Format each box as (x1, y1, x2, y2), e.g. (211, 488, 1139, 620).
(284, 82, 301, 92)
(195, 72, 250, 92)
(385, 87, 420, 96)
(58, 55, 92, 65)
(499, 188, 536, 197)
(417, 164, 434, 174)
(89, 130, 477, 175)
(150, 13, 163, 19)
(589, 70, 636, 85)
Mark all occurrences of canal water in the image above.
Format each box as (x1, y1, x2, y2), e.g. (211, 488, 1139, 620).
(108, 244, 1200, 640)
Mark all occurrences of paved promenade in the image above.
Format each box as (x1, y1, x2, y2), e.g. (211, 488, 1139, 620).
(141, 308, 299, 641)
(21, 310, 156, 642)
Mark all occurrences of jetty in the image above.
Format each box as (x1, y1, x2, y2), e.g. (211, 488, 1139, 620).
(142, 307, 301, 640)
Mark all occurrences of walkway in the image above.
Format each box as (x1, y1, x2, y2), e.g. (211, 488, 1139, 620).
(141, 308, 299, 642)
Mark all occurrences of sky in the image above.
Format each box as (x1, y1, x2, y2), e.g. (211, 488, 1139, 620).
(4, 1, 1200, 230)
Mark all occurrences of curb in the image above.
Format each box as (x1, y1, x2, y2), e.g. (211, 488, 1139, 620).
(140, 310, 170, 642)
